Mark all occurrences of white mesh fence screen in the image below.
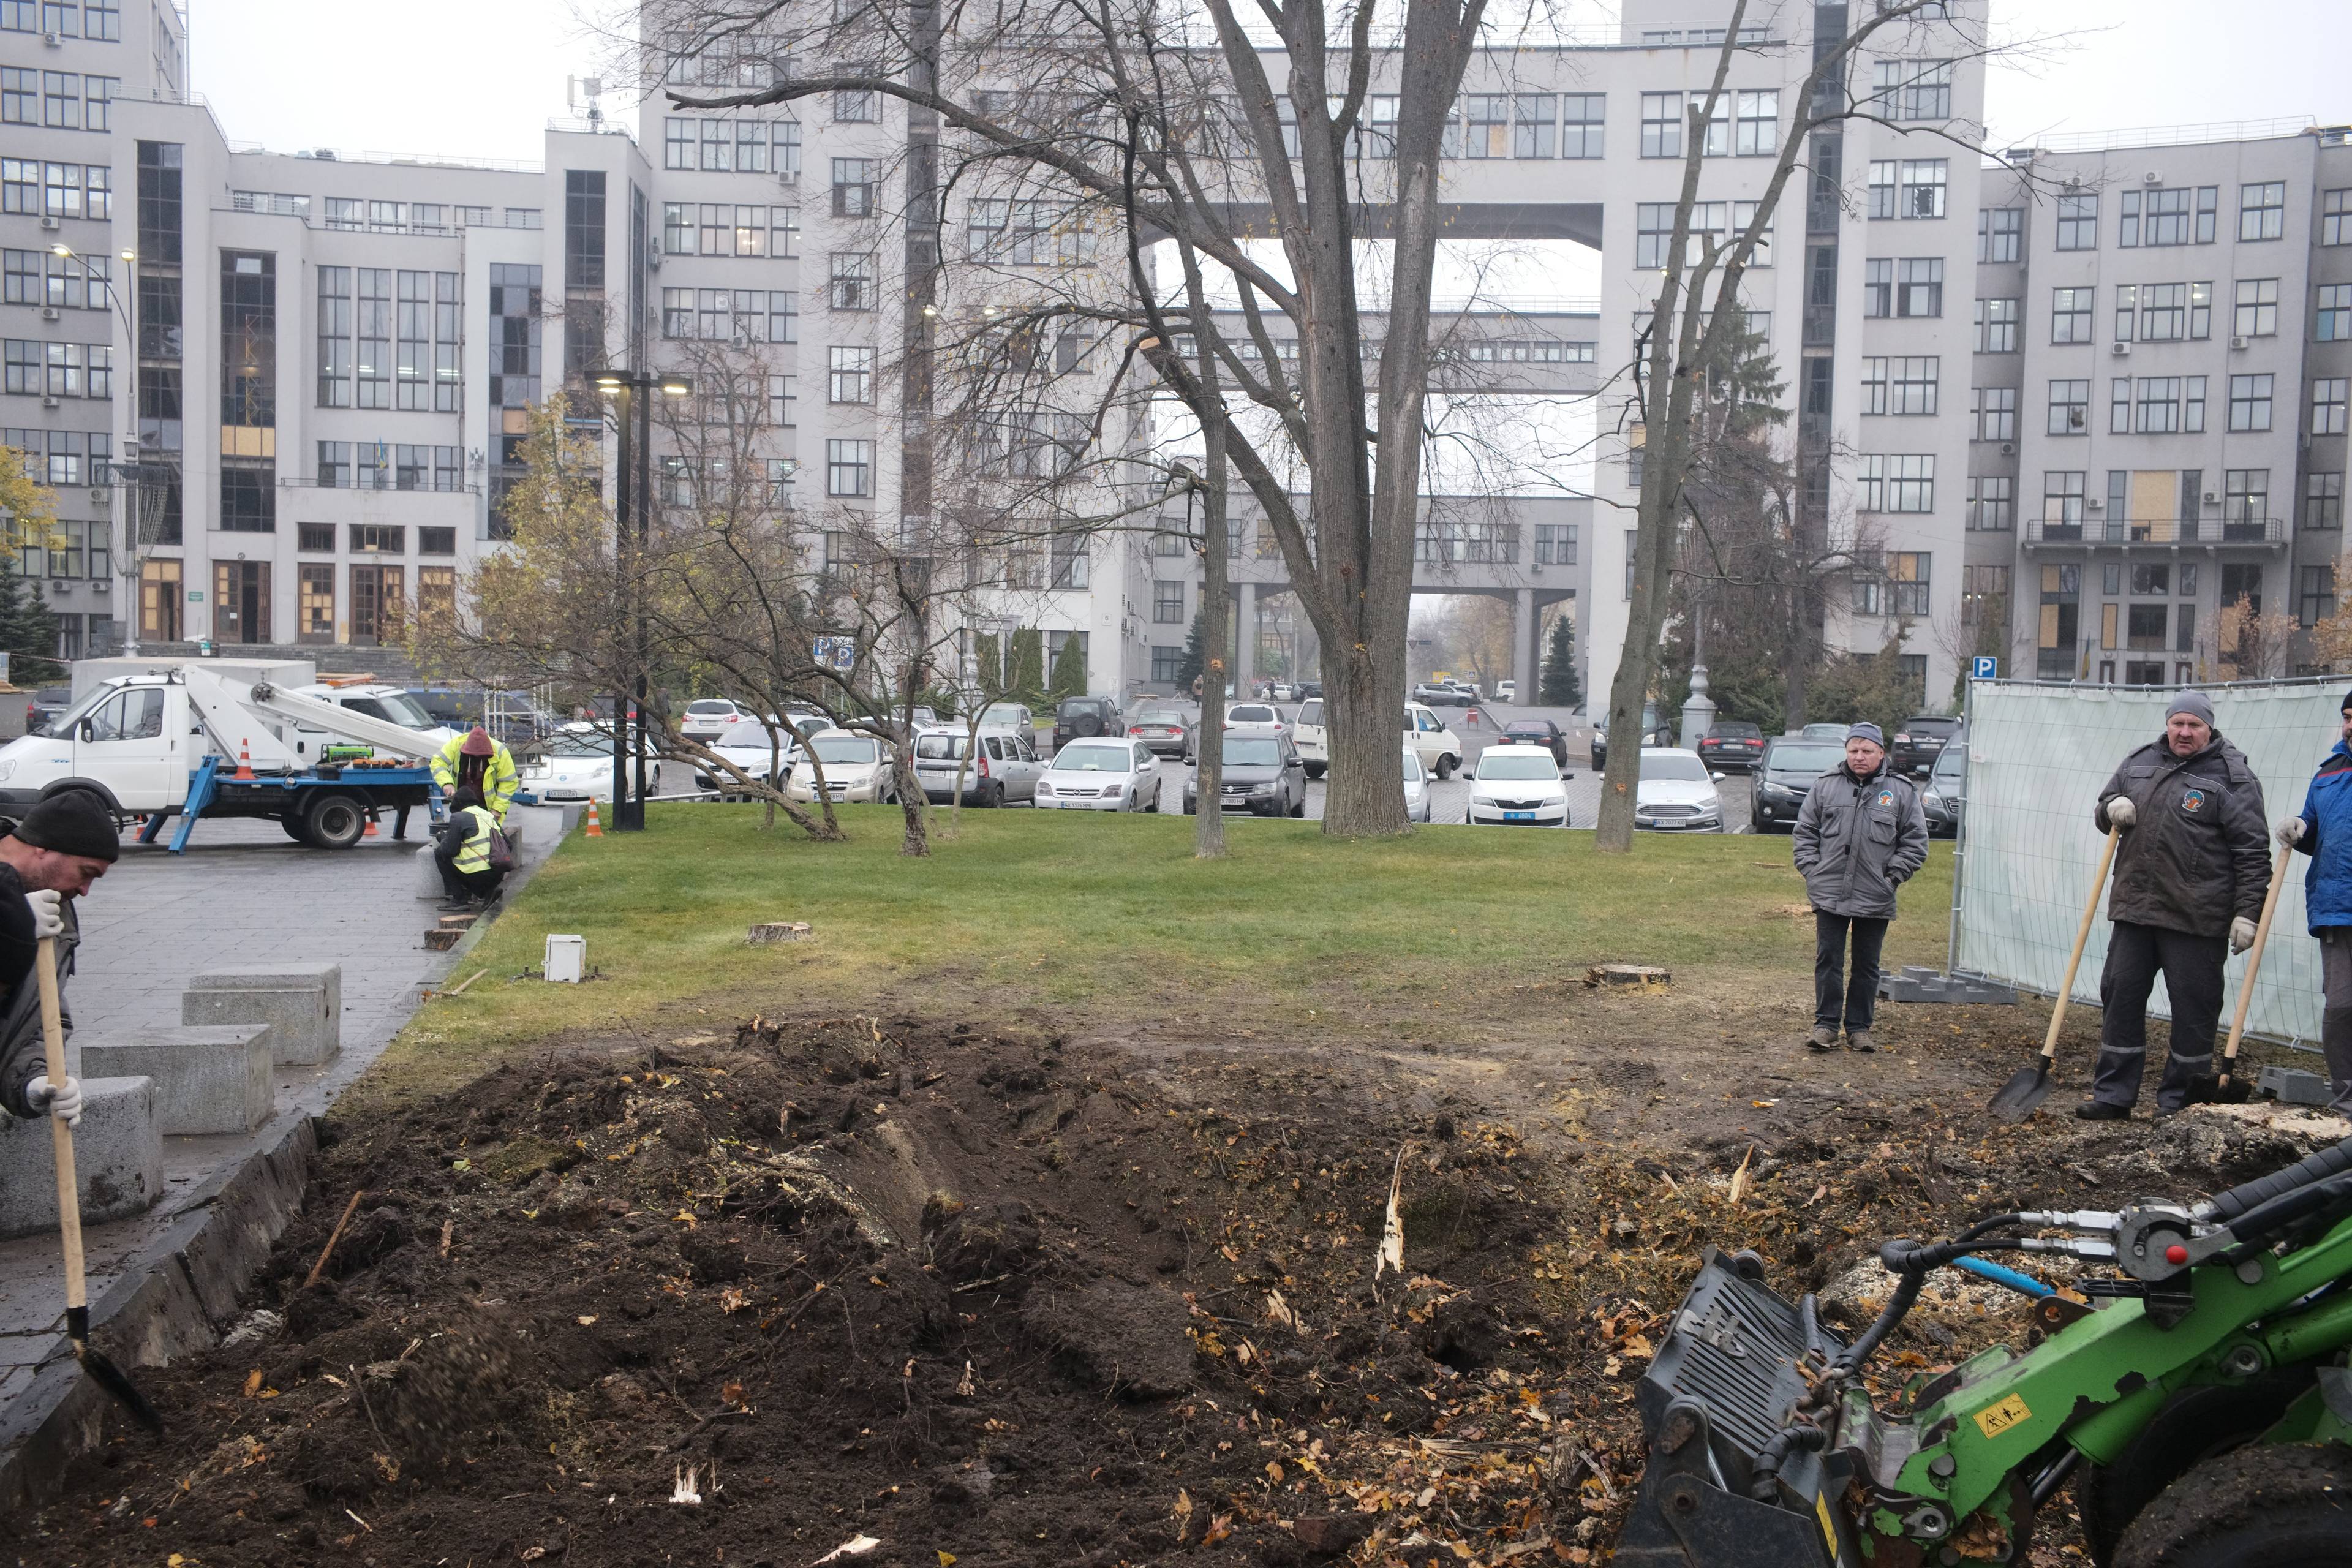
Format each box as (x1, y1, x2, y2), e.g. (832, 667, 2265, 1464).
(1954, 678, 2343, 1046)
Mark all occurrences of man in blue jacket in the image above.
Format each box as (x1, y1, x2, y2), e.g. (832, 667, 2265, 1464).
(2277, 688, 2352, 1112)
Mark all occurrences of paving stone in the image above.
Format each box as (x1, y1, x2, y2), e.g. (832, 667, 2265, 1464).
(183, 963, 340, 1066)
(0, 1077, 162, 1240)
(81, 1026, 273, 1136)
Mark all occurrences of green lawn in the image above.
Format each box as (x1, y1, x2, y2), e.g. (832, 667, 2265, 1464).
(377, 804, 1954, 1097)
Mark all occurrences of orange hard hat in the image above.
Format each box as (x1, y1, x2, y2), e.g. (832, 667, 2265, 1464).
(460, 725, 496, 756)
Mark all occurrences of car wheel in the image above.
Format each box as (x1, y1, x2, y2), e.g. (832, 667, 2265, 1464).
(1436, 754, 1458, 780)
(1289, 792, 1305, 818)
(984, 783, 1004, 809)
(1305, 763, 1325, 779)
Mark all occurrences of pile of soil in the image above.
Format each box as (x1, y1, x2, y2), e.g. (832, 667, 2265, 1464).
(10, 1009, 2345, 1567)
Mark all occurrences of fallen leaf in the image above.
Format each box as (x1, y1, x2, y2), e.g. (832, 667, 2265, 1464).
(576, 1315, 598, 1327)
(813, 1536, 882, 1564)
(938, 1555, 957, 1567)
(1727, 1146, 1754, 1207)
(241, 1369, 263, 1398)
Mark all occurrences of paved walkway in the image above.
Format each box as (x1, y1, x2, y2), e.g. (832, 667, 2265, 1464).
(0, 804, 568, 1416)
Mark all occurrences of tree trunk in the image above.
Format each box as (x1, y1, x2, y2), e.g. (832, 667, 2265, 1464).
(896, 628, 931, 857)
(1194, 429, 1229, 859)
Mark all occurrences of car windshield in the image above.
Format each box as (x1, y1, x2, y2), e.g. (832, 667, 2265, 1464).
(979, 704, 1028, 726)
(811, 735, 880, 765)
(342, 692, 438, 728)
(1801, 723, 1846, 740)
(1052, 742, 1131, 772)
(1504, 724, 1550, 739)
(717, 720, 791, 749)
(1402, 750, 1425, 783)
(1225, 737, 1283, 767)
(1478, 751, 1561, 781)
(1905, 718, 1959, 735)
(1769, 744, 1845, 774)
(1640, 753, 1710, 783)
(1133, 707, 1183, 725)
(546, 732, 613, 758)
(1933, 742, 1967, 783)
(1298, 700, 1323, 725)
(1229, 705, 1276, 723)
(915, 733, 970, 761)
(687, 700, 735, 715)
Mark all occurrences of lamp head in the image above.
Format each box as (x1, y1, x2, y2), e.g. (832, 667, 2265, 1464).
(658, 375, 693, 398)
(50, 244, 71, 258)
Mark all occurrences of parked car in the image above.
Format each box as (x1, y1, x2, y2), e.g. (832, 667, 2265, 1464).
(24, 687, 69, 737)
(1494, 680, 1517, 704)
(695, 718, 804, 797)
(1183, 732, 1308, 817)
(1923, 731, 1967, 839)
(518, 726, 668, 804)
(1412, 681, 1464, 707)
(1292, 698, 1328, 778)
(785, 730, 900, 805)
(1798, 722, 1849, 741)
(913, 728, 1042, 806)
(407, 686, 561, 745)
(1269, 680, 1296, 703)
(1464, 744, 1571, 827)
(1295, 681, 1322, 700)
(679, 698, 751, 742)
(290, 683, 459, 752)
(1402, 745, 1433, 823)
(1128, 703, 1193, 760)
(1052, 695, 1127, 750)
(1404, 702, 1463, 778)
(1588, 704, 1673, 771)
(1496, 718, 1570, 767)
(1748, 736, 1846, 833)
(1634, 748, 1725, 832)
(1891, 714, 1962, 775)
(976, 701, 1038, 737)
(1036, 737, 1162, 812)
(1220, 703, 1287, 738)
(1695, 720, 1766, 773)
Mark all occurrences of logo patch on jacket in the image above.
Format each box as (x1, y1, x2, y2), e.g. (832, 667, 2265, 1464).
(2181, 786, 2208, 814)
(1876, 789, 1895, 808)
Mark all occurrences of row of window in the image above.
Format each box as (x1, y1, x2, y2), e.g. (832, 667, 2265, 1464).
(1, 425, 106, 485)
(0, 2, 119, 40)
(317, 268, 463, 413)
(1964, 472, 2345, 533)
(311, 443, 467, 492)
(1633, 201, 1773, 269)
(1971, 374, 2348, 437)
(0, 159, 110, 221)
(2036, 183, 2302, 251)
(0, 69, 115, 131)
(1849, 552, 1932, 618)
(1968, 280, 2344, 349)
(320, 198, 538, 233)
(663, 202, 801, 259)
(288, 522, 458, 555)
(0, 340, 111, 398)
(132, 560, 456, 648)
(662, 118, 806, 175)
(660, 286, 802, 341)
(0, 248, 110, 310)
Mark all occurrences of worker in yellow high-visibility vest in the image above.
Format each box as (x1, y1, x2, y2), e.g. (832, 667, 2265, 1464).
(431, 726, 518, 824)
(433, 784, 507, 912)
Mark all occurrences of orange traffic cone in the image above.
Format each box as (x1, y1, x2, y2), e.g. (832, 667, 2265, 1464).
(584, 799, 603, 838)
(233, 739, 255, 781)
(363, 813, 379, 839)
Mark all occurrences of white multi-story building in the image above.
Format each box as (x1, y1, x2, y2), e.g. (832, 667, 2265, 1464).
(1, 0, 2345, 710)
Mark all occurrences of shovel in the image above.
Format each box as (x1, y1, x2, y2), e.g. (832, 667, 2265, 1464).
(2193, 842, 2294, 1105)
(1991, 825, 2122, 1120)
(34, 936, 163, 1433)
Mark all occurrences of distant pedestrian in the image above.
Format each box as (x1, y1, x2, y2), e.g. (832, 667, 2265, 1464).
(1793, 722, 1928, 1054)
(2274, 687, 2352, 1113)
(2078, 691, 2269, 1120)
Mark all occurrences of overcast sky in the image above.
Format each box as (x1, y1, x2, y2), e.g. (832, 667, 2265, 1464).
(187, 0, 2345, 165)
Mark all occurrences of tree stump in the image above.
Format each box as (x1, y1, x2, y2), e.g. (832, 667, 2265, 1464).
(1585, 963, 1669, 989)
(748, 922, 812, 945)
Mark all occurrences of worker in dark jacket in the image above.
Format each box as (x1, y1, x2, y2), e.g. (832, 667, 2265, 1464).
(0, 791, 120, 1128)
(1793, 722, 1929, 1054)
(2274, 688, 2352, 1112)
(434, 785, 506, 913)
(2080, 691, 2270, 1120)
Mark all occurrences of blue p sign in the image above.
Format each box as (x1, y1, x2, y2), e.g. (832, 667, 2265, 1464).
(1971, 655, 1998, 680)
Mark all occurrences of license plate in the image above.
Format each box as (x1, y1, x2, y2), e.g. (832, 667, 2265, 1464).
(1503, 810, 1534, 822)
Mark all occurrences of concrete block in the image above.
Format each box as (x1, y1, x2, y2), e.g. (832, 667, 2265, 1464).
(415, 843, 445, 900)
(81, 1025, 274, 1136)
(1879, 966, 2018, 1005)
(2257, 1065, 2332, 1106)
(183, 965, 340, 1067)
(0, 1076, 163, 1239)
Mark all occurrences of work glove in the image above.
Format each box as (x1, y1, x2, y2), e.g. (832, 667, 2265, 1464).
(25, 1074, 81, 1128)
(2278, 816, 2308, 848)
(2231, 916, 2258, 955)
(2105, 796, 2137, 829)
(23, 889, 61, 940)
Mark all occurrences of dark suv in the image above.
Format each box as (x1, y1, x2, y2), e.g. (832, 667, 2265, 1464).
(1890, 714, 1962, 775)
(1051, 695, 1126, 751)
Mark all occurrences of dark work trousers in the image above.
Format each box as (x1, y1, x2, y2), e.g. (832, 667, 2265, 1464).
(434, 849, 504, 904)
(2320, 929, 2352, 1113)
(1814, 913, 1889, 1033)
(2091, 921, 2227, 1112)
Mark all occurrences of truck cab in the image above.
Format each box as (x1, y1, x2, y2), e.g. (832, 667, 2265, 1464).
(0, 675, 192, 813)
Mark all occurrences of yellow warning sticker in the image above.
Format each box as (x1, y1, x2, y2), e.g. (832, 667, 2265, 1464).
(1815, 1491, 1844, 1566)
(1975, 1393, 2033, 1439)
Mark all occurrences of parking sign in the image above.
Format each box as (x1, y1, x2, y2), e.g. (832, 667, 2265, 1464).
(1971, 655, 1997, 680)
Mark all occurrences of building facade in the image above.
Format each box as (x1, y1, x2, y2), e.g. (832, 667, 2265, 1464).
(1, 0, 2345, 711)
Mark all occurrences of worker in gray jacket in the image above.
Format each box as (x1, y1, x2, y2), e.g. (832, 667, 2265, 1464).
(1793, 722, 1930, 1053)
(2079, 690, 2270, 1120)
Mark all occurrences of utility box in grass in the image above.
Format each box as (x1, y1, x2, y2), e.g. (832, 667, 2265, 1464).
(545, 935, 584, 984)
(183, 964, 340, 1066)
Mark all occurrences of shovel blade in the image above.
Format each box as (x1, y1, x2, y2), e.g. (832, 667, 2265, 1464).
(2187, 1072, 2255, 1107)
(1990, 1058, 2056, 1121)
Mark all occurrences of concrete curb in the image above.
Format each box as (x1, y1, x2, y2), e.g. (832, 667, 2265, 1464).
(0, 801, 580, 1516)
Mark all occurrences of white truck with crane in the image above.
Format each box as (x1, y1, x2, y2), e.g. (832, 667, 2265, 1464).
(0, 659, 448, 851)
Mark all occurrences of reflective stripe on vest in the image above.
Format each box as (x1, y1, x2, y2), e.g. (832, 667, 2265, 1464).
(453, 805, 497, 874)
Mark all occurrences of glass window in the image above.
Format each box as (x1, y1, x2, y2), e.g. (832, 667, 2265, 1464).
(1864, 258, 1891, 318)
(1638, 92, 1681, 159)
(1511, 94, 1553, 159)
(827, 344, 873, 403)
(1971, 385, 2016, 441)
(2223, 469, 2269, 524)
(1967, 475, 2015, 531)
(1733, 91, 1776, 156)
(826, 438, 873, 497)
(2048, 379, 2089, 435)
(2315, 377, 2350, 437)
(1855, 454, 1933, 513)
(2239, 181, 2286, 242)
(2228, 374, 2274, 432)
(2234, 277, 2278, 337)
(1974, 296, 2019, 353)
(2054, 193, 2097, 251)
(1559, 94, 1604, 158)
(1897, 257, 1942, 317)
(2305, 472, 2343, 531)
(2301, 566, 2336, 630)
(1872, 58, 1951, 121)
(1977, 206, 2021, 263)
(2051, 287, 2093, 344)
(2318, 284, 2352, 343)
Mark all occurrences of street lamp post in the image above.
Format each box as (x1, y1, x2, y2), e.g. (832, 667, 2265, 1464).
(591, 367, 693, 831)
(52, 244, 139, 654)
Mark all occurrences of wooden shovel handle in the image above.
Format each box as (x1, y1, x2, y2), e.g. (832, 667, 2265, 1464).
(2041, 826, 2123, 1065)
(2220, 842, 2296, 1076)
(35, 937, 83, 1319)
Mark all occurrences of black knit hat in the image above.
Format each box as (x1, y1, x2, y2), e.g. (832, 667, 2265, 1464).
(15, 790, 121, 862)
(2340, 687, 2352, 714)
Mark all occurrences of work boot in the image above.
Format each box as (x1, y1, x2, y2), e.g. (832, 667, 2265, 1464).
(437, 896, 473, 913)
(1806, 1025, 1838, 1052)
(2074, 1100, 2129, 1121)
(1844, 1028, 1878, 1054)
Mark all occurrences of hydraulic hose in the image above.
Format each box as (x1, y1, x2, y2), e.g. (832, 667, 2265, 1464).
(2200, 1136, 2352, 1223)
(1747, 1421, 1829, 1501)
